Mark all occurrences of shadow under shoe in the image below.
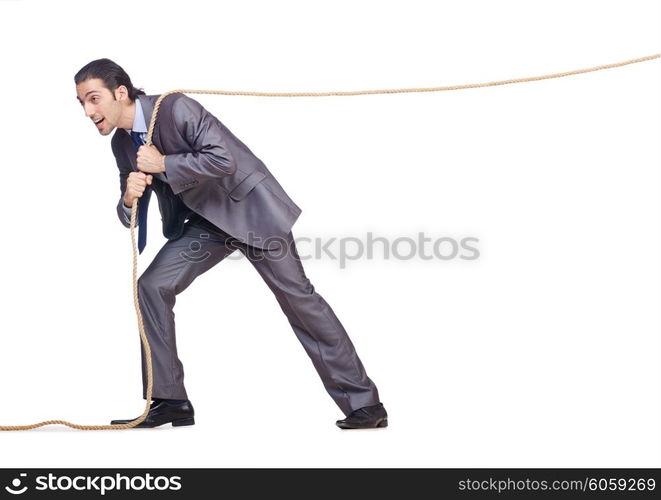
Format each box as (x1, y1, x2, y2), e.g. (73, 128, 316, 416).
(336, 402, 388, 429)
(110, 399, 195, 428)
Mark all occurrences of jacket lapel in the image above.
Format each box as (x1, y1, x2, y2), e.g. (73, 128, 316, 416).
(120, 131, 137, 171)
(138, 94, 162, 148)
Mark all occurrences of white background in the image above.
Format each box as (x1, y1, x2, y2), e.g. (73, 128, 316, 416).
(0, 0, 659, 467)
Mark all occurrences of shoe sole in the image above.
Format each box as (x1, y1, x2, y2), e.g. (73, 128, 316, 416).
(110, 417, 195, 428)
(172, 417, 195, 427)
(336, 417, 388, 429)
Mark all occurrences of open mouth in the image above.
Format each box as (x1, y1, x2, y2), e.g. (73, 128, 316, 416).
(94, 117, 104, 126)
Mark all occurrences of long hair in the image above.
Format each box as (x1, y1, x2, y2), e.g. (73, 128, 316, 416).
(74, 58, 146, 101)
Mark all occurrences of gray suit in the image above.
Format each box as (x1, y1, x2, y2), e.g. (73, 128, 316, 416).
(111, 94, 380, 415)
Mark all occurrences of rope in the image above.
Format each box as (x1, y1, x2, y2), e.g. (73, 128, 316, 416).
(0, 203, 152, 430)
(1, 52, 658, 430)
(147, 53, 660, 102)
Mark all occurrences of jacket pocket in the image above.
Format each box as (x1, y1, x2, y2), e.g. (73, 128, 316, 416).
(228, 170, 267, 201)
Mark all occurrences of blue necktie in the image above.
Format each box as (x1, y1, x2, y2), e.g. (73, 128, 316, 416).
(130, 131, 150, 254)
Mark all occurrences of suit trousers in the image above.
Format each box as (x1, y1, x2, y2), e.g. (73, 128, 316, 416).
(137, 213, 380, 416)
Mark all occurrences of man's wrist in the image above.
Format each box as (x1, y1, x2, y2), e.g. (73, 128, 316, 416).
(160, 155, 167, 173)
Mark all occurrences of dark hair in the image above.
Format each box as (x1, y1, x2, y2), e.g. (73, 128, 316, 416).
(74, 58, 146, 101)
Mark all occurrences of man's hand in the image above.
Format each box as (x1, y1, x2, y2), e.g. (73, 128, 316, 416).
(123, 172, 153, 207)
(137, 144, 166, 174)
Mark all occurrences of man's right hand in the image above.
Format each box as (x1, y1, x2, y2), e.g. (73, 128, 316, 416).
(123, 172, 153, 207)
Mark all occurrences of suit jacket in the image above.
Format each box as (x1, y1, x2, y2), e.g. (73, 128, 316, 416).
(112, 93, 302, 250)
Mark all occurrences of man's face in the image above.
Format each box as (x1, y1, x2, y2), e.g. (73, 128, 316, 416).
(75, 78, 128, 136)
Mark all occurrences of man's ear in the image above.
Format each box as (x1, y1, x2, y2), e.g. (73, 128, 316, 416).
(114, 85, 129, 101)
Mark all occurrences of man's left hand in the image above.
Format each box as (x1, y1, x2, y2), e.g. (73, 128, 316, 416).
(137, 145, 166, 174)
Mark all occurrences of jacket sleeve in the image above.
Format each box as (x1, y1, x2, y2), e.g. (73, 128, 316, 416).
(118, 199, 133, 227)
(163, 95, 237, 195)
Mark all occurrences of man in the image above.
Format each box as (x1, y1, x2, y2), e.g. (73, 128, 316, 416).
(74, 58, 387, 429)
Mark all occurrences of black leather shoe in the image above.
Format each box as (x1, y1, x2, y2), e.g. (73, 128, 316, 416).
(336, 402, 388, 429)
(110, 399, 195, 428)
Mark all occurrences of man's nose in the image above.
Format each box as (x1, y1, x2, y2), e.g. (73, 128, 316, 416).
(83, 104, 95, 117)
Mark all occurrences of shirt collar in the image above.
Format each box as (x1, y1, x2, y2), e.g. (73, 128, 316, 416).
(128, 97, 148, 134)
